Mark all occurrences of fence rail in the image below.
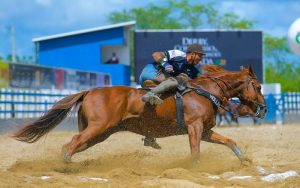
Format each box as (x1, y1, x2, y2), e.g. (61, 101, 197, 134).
(0, 89, 299, 123)
(0, 88, 76, 119)
(261, 92, 300, 124)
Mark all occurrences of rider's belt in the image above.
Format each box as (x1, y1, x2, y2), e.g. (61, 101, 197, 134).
(195, 88, 221, 110)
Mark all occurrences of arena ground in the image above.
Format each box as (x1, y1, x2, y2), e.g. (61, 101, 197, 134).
(0, 123, 299, 187)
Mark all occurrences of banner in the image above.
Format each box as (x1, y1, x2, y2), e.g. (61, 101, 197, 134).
(134, 31, 263, 82)
(10, 64, 36, 88)
(90, 73, 97, 88)
(76, 71, 90, 90)
(35, 67, 54, 89)
(54, 69, 64, 89)
(64, 69, 77, 89)
(7, 63, 112, 89)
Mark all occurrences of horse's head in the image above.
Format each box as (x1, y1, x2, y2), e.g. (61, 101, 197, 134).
(238, 65, 267, 118)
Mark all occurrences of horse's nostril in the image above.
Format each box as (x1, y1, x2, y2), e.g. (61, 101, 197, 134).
(264, 108, 268, 113)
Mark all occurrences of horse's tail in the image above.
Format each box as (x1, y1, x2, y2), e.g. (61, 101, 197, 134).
(13, 90, 89, 143)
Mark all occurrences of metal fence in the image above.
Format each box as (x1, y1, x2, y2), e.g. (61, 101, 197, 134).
(264, 92, 300, 124)
(0, 89, 299, 124)
(0, 88, 76, 119)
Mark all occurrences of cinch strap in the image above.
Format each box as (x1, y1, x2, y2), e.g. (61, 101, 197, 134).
(195, 88, 221, 110)
(175, 92, 186, 134)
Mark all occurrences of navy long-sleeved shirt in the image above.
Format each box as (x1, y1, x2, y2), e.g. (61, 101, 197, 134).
(161, 50, 200, 79)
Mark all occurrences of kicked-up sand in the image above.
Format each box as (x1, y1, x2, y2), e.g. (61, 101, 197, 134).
(0, 124, 299, 187)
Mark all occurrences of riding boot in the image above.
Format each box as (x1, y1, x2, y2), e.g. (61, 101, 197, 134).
(143, 137, 161, 149)
(142, 77, 178, 105)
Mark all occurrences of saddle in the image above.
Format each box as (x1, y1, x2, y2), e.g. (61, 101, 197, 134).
(141, 78, 222, 134)
(143, 80, 157, 88)
(142, 79, 187, 134)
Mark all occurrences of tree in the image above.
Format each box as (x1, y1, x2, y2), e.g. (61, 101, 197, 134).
(214, 13, 254, 29)
(264, 35, 300, 91)
(6, 54, 34, 64)
(108, 3, 183, 29)
(108, 0, 253, 30)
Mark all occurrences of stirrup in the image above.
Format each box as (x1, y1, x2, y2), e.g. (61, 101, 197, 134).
(142, 92, 163, 105)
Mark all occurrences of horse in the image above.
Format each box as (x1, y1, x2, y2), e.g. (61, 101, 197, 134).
(217, 101, 258, 126)
(13, 65, 267, 164)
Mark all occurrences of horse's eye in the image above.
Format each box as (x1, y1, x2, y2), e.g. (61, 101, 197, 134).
(258, 86, 261, 90)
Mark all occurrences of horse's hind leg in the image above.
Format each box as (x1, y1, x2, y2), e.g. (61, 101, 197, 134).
(62, 121, 117, 161)
(202, 130, 251, 164)
(74, 125, 125, 153)
(78, 105, 87, 132)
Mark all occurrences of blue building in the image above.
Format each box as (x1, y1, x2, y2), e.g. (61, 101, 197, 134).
(33, 21, 135, 86)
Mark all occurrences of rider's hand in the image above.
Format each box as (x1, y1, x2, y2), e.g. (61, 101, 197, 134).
(165, 65, 174, 73)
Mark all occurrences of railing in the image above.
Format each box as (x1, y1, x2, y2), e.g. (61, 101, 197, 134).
(264, 92, 300, 124)
(0, 88, 76, 119)
(0, 89, 300, 124)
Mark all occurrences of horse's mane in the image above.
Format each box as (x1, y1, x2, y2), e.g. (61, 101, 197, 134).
(201, 64, 226, 75)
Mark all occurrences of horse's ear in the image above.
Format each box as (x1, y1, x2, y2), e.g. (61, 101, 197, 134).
(240, 66, 246, 71)
(248, 65, 255, 76)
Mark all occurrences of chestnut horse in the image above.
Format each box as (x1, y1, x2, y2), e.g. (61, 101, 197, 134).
(13, 65, 266, 163)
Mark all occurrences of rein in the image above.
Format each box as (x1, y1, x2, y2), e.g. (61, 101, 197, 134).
(193, 74, 265, 118)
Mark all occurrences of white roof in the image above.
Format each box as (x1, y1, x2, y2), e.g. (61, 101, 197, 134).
(33, 21, 136, 42)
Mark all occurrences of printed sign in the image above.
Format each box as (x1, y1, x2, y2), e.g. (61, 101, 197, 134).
(134, 31, 263, 82)
(10, 64, 36, 88)
(54, 69, 64, 89)
(6, 63, 111, 90)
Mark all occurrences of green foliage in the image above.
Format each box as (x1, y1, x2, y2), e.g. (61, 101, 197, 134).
(264, 35, 300, 91)
(6, 54, 34, 64)
(109, 2, 183, 29)
(108, 0, 226, 29)
(168, 0, 217, 29)
(264, 34, 290, 56)
(108, 0, 251, 30)
(265, 63, 300, 92)
(215, 13, 254, 29)
(108, 9, 134, 23)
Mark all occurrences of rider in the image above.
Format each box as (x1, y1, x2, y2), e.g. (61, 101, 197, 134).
(139, 43, 205, 149)
(140, 43, 205, 105)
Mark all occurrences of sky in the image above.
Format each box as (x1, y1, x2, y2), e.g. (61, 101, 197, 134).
(0, 0, 299, 59)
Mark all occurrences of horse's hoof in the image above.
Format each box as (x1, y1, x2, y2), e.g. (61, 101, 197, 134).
(63, 152, 72, 163)
(143, 137, 162, 149)
(192, 159, 200, 165)
(240, 157, 252, 166)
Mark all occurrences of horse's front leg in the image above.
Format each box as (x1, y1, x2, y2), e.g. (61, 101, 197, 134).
(187, 120, 204, 161)
(224, 114, 231, 125)
(202, 130, 251, 165)
(217, 113, 222, 127)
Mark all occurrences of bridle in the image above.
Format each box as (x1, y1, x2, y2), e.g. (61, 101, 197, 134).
(237, 76, 267, 118)
(206, 74, 267, 118)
